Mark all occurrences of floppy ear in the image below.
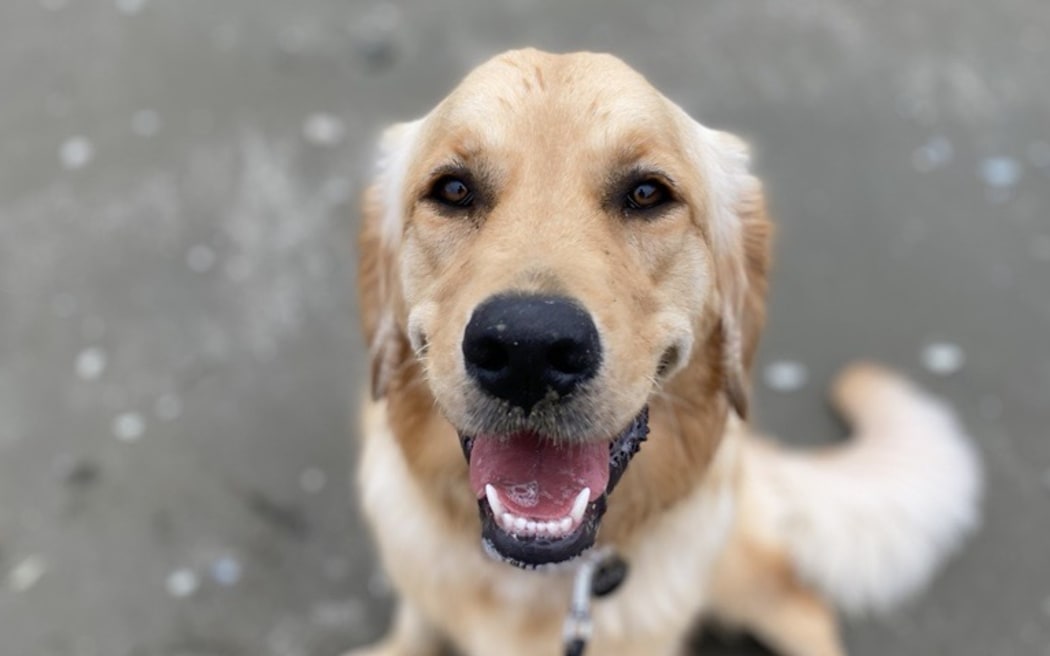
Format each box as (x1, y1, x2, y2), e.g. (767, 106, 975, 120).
(358, 120, 424, 399)
(693, 127, 773, 419)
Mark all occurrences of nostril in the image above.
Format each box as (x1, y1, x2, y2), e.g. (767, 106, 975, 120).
(548, 338, 591, 375)
(465, 335, 509, 372)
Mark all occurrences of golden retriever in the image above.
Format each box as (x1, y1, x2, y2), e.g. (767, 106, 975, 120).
(349, 49, 981, 656)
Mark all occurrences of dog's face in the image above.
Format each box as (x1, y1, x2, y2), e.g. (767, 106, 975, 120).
(360, 50, 768, 568)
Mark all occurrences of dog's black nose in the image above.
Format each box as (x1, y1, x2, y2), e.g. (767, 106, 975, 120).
(463, 295, 602, 412)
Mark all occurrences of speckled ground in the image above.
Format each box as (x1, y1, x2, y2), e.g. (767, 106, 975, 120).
(1, 1, 1048, 655)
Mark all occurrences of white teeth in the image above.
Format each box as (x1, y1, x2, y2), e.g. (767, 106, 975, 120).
(485, 484, 505, 516)
(487, 486, 593, 538)
(570, 488, 591, 524)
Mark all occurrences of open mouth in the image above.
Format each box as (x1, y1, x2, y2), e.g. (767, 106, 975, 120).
(460, 407, 649, 568)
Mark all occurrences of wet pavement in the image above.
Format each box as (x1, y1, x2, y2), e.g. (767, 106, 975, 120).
(1, 1, 1048, 655)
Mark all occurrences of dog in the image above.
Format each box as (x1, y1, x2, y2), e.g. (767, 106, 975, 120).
(349, 49, 982, 656)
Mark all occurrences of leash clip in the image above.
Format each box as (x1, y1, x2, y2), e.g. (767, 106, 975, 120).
(561, 548, 628, 656)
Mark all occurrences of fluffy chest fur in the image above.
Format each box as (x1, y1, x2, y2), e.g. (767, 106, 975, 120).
(358, 398, 741, 656)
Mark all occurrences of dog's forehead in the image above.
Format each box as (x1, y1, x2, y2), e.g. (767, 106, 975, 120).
(426, 49, 682, 156)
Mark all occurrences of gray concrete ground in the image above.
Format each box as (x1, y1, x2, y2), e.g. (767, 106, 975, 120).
(1, 1, 1048, 654)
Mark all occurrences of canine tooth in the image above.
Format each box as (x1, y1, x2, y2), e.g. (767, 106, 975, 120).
(570, 488, 591, 524)
(559, 517, 573, 533)
(514, 517, 527, 532)
(485, 484, 505, 516)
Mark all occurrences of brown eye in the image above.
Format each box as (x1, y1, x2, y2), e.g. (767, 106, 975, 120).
(431, 176, 474, 207)
(626, 181, 669, 210)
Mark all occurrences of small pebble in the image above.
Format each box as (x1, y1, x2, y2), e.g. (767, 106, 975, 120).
(302, 113, 346, 147)
(154, 394, 183, 421)
(8, 556, 47, 592)
(209, 555, 243, 587)
(911, 136, 953, 172)
(60, 137, 94, 170)
(762, 360, 809, 392)
(186, 244, 216, 273)
(353, 2, 401, 71)
(131, 109, 161, 137)
(112, 412, 145, 442)
(920, 342, 965, 376)
(355, 33, 398, 71)
(165, 568, 199, 598)
(299, 467, 327, 494)
(75, 347, 107, 381)
(55, 455, 101, 488)
(979, 156, 1022, 189)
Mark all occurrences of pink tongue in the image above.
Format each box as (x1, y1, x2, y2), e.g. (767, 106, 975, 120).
(469, 433, 609, 520)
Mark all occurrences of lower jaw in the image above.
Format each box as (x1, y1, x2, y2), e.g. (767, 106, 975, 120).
(466, 406, 649, 569)
(477, 494, 607, 568)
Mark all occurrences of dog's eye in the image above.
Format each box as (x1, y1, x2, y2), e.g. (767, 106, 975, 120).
(625, 180, 670, 211)
(431, 176, 474, 208)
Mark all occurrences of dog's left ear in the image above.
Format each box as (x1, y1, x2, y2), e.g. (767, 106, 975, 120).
(692, 127, 773, 419)
(358, 119, 423, 399)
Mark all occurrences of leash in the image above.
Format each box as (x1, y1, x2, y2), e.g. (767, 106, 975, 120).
(561, 548, 629, 656)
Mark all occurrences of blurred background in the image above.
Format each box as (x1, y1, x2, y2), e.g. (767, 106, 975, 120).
(1, 1, 1048, 655)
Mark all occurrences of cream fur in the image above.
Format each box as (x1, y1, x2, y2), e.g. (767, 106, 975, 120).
(357, 396, 739, 656)
(744, 363, 983, 615)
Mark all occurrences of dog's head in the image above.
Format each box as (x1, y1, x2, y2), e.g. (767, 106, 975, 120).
(359, 50, 769, 568)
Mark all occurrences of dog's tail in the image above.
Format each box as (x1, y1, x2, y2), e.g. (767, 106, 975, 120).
(748, 362, 982, 615)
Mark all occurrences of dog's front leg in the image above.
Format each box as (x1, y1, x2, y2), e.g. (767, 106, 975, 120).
(707, 534, 846, 656)
(343, 600, 443, 656)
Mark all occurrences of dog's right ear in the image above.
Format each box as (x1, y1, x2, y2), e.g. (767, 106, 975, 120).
(688, 125, 773, 420)
(358, 120, 423, 400)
